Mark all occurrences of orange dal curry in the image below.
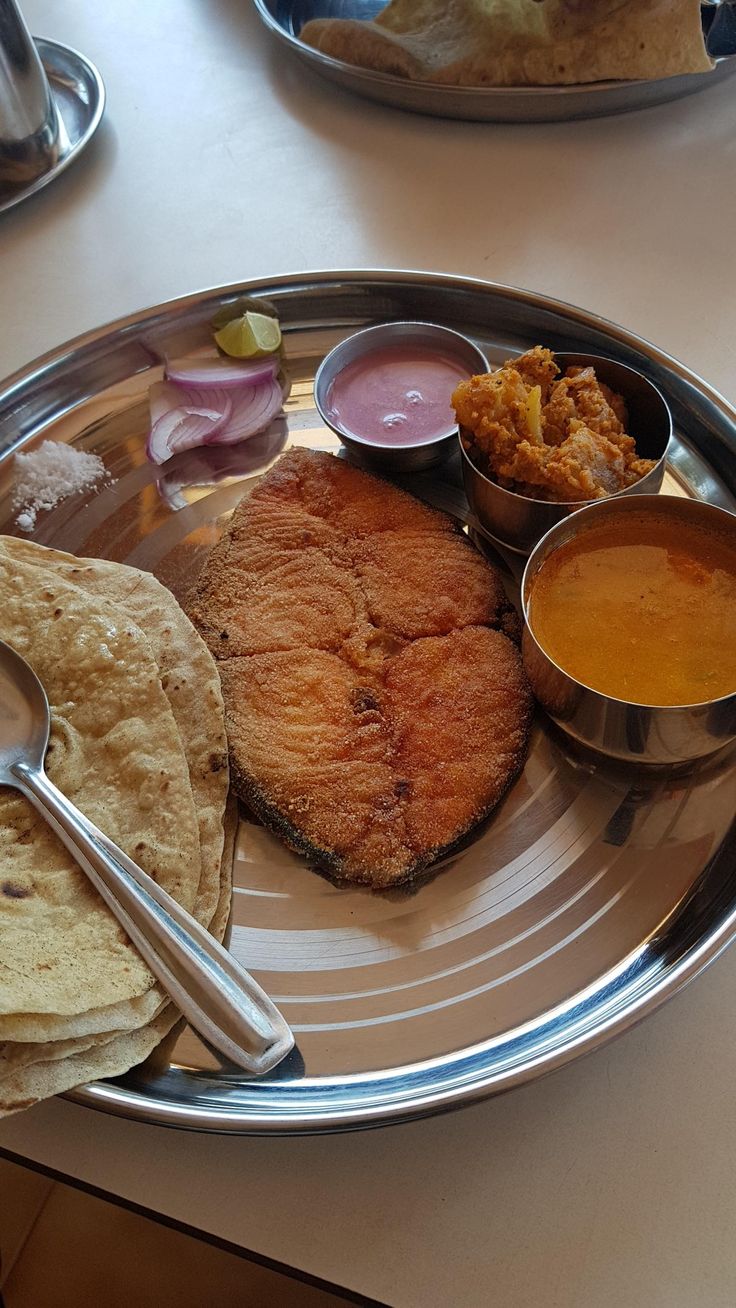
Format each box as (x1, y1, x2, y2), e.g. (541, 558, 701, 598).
(528, 511, 736, 707)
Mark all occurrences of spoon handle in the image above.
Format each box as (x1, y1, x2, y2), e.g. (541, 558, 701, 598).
(12, 761, 294, 1076)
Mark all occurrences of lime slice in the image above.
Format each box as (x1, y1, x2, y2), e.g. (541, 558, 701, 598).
(215, 311, 282, 359)
(211, 296, 279, 330)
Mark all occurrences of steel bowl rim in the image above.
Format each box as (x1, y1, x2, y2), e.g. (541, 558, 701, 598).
(459, 436, 669, 511)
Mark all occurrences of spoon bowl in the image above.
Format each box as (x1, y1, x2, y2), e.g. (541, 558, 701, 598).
(0, 639, 50, 778)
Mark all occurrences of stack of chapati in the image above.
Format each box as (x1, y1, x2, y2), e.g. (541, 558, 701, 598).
(0, 539, 233, 1116)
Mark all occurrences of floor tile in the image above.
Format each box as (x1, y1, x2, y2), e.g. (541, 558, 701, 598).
(0, 1159, 54, 1290)
(3, 1176, 352, 1308)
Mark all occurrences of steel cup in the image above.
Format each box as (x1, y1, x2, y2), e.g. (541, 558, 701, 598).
(0, 0, 59, 193)
(521, 495, 736, 766)
(314, 321, 489, 473)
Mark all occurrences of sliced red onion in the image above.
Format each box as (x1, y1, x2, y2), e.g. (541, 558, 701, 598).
(205, 377, 284, 446)
(147, 382, 231, 464)
(165, 355, 279, 389)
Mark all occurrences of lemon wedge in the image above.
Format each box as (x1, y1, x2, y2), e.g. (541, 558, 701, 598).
(215, 311, 282, 359)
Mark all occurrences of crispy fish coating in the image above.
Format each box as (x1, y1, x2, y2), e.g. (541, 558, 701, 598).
(453, 347, 656, 502)
(191, 449, 531, 888)
(383, 626, 532, 859)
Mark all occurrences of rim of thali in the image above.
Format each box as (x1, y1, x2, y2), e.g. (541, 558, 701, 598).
(2, 267, 736, 437)
(1, 269, 735, 1134)
(2, 270, 735, 493)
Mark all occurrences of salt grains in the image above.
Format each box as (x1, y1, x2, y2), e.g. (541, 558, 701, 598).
(13, 441, 109, 532)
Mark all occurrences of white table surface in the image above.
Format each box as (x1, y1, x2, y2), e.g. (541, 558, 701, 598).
(1, 2, 735, 1305)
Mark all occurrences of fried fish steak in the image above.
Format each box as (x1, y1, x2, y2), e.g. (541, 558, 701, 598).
(190, 448, 532, 888)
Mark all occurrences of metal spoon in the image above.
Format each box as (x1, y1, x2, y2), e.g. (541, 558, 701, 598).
(0, 639, 294, 1075)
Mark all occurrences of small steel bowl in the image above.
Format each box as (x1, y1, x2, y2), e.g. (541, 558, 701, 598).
(460, 353, 673, 555)
(313, 321, 489, 472)
(521, 495, 736, 766)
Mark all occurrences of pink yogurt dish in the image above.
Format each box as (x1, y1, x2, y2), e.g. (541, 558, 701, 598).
(313, 321, 489, 472)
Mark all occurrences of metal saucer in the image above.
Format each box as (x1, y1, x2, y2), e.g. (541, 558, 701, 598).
(0, 38, 105, 217)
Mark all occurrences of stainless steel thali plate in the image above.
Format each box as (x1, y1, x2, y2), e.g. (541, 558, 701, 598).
(0, 271, 734, 1134)
(252, 0, 736, 123)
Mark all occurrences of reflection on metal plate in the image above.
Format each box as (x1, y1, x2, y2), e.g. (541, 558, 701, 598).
(0, 272, 734, 1133)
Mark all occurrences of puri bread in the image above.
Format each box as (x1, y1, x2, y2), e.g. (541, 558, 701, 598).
(0, 555, 202, 1022)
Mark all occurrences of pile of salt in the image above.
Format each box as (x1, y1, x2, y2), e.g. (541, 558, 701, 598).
(12, 441, 109, 532)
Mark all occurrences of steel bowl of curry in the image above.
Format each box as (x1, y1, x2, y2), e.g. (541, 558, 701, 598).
(455, 349, 672, 555)
(521, 495, 736, 765)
